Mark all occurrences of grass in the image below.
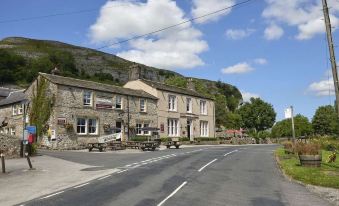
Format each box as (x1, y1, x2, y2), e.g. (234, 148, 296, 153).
(276, 147, 339, 188)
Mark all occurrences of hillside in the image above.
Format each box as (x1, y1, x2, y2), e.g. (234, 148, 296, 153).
(0, 37, 243, 126)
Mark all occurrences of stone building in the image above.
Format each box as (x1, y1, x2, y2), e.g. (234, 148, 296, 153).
(0, 90, 27, 137)
(124, 77, 216, 140)
(23, 73, 158, 149)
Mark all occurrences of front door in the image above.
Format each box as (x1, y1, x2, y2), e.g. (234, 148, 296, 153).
(116, 121, 122, 133)
(187, 120, 193, 141)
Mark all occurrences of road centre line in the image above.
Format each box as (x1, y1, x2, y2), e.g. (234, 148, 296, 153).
(73, 182, 90, 189)
(157, 181, 188, 206)
(198, 159, 218, 172)
(117, 169, 128, 174)
(224, 150, 238, 157)
(98, 175, 111, 180)
(40, 191, 64, 199)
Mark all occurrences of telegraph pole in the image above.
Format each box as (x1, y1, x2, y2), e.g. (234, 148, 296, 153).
(322, 0, 339, 117)
(290, 106, 296, 142)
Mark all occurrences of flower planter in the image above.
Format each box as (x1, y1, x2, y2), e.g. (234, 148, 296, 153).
(298, 154, 322, 167)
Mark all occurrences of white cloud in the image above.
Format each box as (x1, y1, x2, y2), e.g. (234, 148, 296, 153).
(191, 0, 235, 24)
(225, 28, 255, 40)
(308, 78, 335, 96)
(221, 62, 254, 74)
(89, 0, 208, 70)
(262, 0, 339, 40)
(307, 68, 338, 96)
(264, 23, 284, 40)
(254, 58, 268, 65)
(241, 91, 260, 102)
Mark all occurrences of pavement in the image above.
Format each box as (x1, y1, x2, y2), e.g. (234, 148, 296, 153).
(0, 144, 333, 206)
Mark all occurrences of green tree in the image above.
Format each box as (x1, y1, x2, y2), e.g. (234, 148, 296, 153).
(237, 98, 276, 131)
(164, 76, 187, 88)
(215, 94, 228, 127)
(312, 105, 339, 136)
(224, 112, 242, 129)
(29, 78, 54, 140)
(271, 114, 313, 138)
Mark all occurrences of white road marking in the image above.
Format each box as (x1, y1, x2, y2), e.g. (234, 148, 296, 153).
(198, 158, 218, 172)
(73, 182, 90, 189)
(224, 150, 238, 157)
(98, 175, 111, 180)
(157, 181, 188, 206)
(40, 191, 64, 199)
(117, 169, 128, 174)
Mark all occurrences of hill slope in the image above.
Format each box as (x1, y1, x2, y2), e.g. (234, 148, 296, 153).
(0, 37, 243, 126)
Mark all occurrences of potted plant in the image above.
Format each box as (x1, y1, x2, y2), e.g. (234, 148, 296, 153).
(295, 142, 322, 167)
(282, 141, 294, 154)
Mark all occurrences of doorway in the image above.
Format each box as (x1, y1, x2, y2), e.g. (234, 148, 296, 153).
(187, 120, 193, 141)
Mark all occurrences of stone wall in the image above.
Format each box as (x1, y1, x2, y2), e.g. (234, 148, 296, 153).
(0, 104, 25, 138)
(0, 134, 20, 158)
(40, 84, 158, 149)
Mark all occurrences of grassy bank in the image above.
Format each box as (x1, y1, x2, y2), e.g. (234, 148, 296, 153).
(275, 147, 339, 188)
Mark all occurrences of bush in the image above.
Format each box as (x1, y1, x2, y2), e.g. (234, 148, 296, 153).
(194, 137, 218, 142)
(130, 136, 149, 142)
(294, 142, 321, 155)
(282, 141, 294, 152)
(311, 137, 339, 151)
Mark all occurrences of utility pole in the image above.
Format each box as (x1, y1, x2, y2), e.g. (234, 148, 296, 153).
(322, 0, 339, 117)
(290, 106, 296, 142)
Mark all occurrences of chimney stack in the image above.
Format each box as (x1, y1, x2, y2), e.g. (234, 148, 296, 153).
(129, 64, 142, 81)
(187, 78, 195, 90)
(51, 67, 60, 75)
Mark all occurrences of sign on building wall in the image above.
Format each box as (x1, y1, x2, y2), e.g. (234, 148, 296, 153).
(96, 96, 114, 109)
(57, 118, 66, 125)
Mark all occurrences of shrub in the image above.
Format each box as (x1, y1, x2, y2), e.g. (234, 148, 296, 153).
(194, 137, 218, 142)
(294, 142, 321, 155)
(311, 137, 338, 151)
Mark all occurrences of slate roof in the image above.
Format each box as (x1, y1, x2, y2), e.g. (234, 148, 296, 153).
(140, 79, 213, 100)
(39, 73, 157, 100)
(0, 90, 27, 106)
(0, 87, 12, 97)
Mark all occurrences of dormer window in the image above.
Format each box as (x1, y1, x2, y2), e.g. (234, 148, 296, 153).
(83, 91, 92, 106)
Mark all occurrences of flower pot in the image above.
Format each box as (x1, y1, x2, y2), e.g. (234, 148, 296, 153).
(298, 154, 322, 167)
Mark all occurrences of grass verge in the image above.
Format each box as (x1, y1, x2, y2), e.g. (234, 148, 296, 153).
(275, 147, 339, 188)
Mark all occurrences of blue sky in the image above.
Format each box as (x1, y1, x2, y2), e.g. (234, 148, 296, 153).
(0, 0, 338, 121)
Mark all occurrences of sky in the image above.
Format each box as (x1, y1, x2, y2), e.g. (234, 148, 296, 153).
(0, 0, 339, 121)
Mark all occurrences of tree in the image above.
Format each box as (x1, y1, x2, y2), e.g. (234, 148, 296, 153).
(271, 114, 313, 138)
(237, 97, 276, 132)
(29, 78, 55, 140)
(312, 105, 339, 136)
(224, 112, 242, 129)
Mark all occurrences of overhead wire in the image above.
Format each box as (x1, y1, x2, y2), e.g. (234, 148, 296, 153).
(95, 0, 256, 50)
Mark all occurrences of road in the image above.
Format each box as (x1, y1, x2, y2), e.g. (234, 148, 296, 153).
(18, 145, 330, 206)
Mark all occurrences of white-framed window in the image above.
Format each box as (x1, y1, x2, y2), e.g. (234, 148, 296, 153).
(4, 128, 9, 134)
(200, 100, 207, 115)
(168, 119, 179, 137)
(136, 123, 150, 135)
(83, 91, 92, 106)
(143, 123, 150, 135)
(77, 118, 87, 134)
(115, 95, 122, 109)
(76, 118, 99, 135)
(200, 121, 209, 137)
(12, 104, 23, 115)
(10, 127, 15, 136)
(168, 95, 177, 111)
(88, 119, 98, 135)
(140, 99, 146, 112)
(186, 98, 192, 113)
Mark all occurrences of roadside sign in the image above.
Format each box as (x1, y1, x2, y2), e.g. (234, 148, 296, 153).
(26, 126, 36, 135)
(23, 130, 29, 141)
(284, 108, 292, 119)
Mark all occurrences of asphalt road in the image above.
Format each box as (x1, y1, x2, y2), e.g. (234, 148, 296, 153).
(19, 145, 330, 206)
